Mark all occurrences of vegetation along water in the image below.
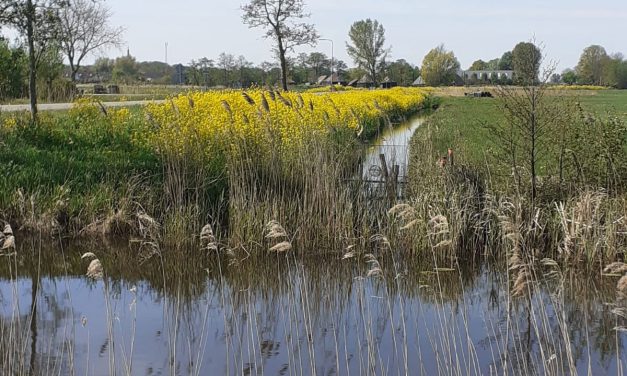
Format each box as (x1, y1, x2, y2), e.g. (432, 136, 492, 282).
(1, 0, 627, 374)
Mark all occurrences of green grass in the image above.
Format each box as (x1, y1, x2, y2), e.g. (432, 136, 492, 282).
(577, 89, 627, 115)
(414, 90, 627, 181)
(0, 110, 162, 231)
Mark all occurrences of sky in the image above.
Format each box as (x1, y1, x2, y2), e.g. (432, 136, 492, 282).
(6, 0, 627, 71)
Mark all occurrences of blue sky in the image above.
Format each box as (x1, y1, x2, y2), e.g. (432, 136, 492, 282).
(11, 0, 627, 71)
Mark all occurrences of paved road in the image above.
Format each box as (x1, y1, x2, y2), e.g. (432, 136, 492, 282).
(0, 100, 165, 112)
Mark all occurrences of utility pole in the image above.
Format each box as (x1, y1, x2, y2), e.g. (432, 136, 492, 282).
(165, 42, 168, 64)
(320, 38, 334, 85)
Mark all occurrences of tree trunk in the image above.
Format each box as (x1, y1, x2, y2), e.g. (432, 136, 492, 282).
(277, 34, 288, 91)
(70, 61, 78, 83)
(279, 50, 288, 91)
(26, 0, 38, 122)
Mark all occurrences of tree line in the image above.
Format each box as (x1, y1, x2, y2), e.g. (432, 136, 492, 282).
(1, 0, 626, 120)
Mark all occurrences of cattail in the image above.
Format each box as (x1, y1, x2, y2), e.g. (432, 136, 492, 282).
(200, 224, 218, 251)
(260, 94, 270, 112)
(1, 235, 15, 250)
(367, 266, 382, 277)
(265, 220, 287, 239)
(200, 224, 213, 240)
(308, 100, 314, 112)
(617, 275, 627, 292)
(400, 219, 419, 230)
(604, 262, 627, 275)
(269, 241, 292, 252)
(267, 90, 276, 101)
(82, 253, 103, 280)
(221, 100, 232, 115)
(169, 98, 180, 116)
(276, 91, 292, 107)
(188, 96, 195, 108)
(242, 92, 255, 106)
(86, 259, 103, 280)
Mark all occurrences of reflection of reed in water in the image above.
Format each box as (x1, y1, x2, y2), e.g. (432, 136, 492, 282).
(0, 236, 625, 375)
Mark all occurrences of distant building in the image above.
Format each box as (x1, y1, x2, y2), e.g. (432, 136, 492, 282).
(380, 76, 397, 89)
(458, 69, 514, 84)
(317, 73, 346, 86)
(355, 74, 375, 88)
(412, 76, 425, 86)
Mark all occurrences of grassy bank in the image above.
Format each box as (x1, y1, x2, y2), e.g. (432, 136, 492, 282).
(0, 88, 432, 245)
(406, 89, 627, 268)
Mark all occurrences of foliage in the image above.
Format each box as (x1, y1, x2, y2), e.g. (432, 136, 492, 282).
(468, 59, 488, 71)
(512, 41, 541, 84)
(420, 44, 460, 86)
(241, 0, 318, 91)
(0, 0, 67, 118)
(576, 45, 609, 86)
(498, 51, 513, 70)
(385, 59, 419, 86)
(112, 54, 138, 84)
(346, 19, 390, 86)
(0, 38, 27, 100)
(561, 69, 578, 85)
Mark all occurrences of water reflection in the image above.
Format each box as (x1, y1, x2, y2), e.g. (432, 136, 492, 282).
(0, 238, 625, 375)
(361, 117, 424, 198)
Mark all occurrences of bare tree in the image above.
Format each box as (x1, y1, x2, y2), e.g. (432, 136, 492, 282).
(58, 0, 123, 82)
(491, 50, 567, 204)
(0, 0, 65, 120)
(242, 0, 318, 91)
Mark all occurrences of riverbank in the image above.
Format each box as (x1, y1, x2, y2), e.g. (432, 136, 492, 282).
(0, 88, 434, 244)
(406, 92, 627, 267)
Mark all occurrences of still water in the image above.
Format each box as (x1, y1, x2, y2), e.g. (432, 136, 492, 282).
(1, 240, 625, 375)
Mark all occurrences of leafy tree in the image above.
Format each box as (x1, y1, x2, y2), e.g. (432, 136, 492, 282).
(386, 59, 417, 86)
(561, 69, 577, 85)
(0, 0, 66, 119)
(576, 45, 609, 85)
(468, 59, 488, 71)
(512, 42, 541, 84)
(486, 58, 500, 70)
(420, 44, 460, 86)
(112, 54, 138, 84)
(614, 60, 627, 89)
(498, 51, 513, 70)
(137, 61, 175, 84)
(241, 0, 318, 91)
(93, 56, 113, 80)
(332, 59, 348, 79)
(0, 38, 27, 100)
(346, 19, 390, 86)
(58, 0, 123, 82)
(306, 52, 329, 81)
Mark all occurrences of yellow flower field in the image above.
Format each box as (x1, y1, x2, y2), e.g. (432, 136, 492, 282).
(145, 87, 429, 159)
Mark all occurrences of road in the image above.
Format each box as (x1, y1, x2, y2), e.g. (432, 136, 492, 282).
(0, 100, 165, 113)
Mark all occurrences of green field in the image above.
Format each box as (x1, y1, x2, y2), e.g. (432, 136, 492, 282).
(410, 89, 627, 182)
